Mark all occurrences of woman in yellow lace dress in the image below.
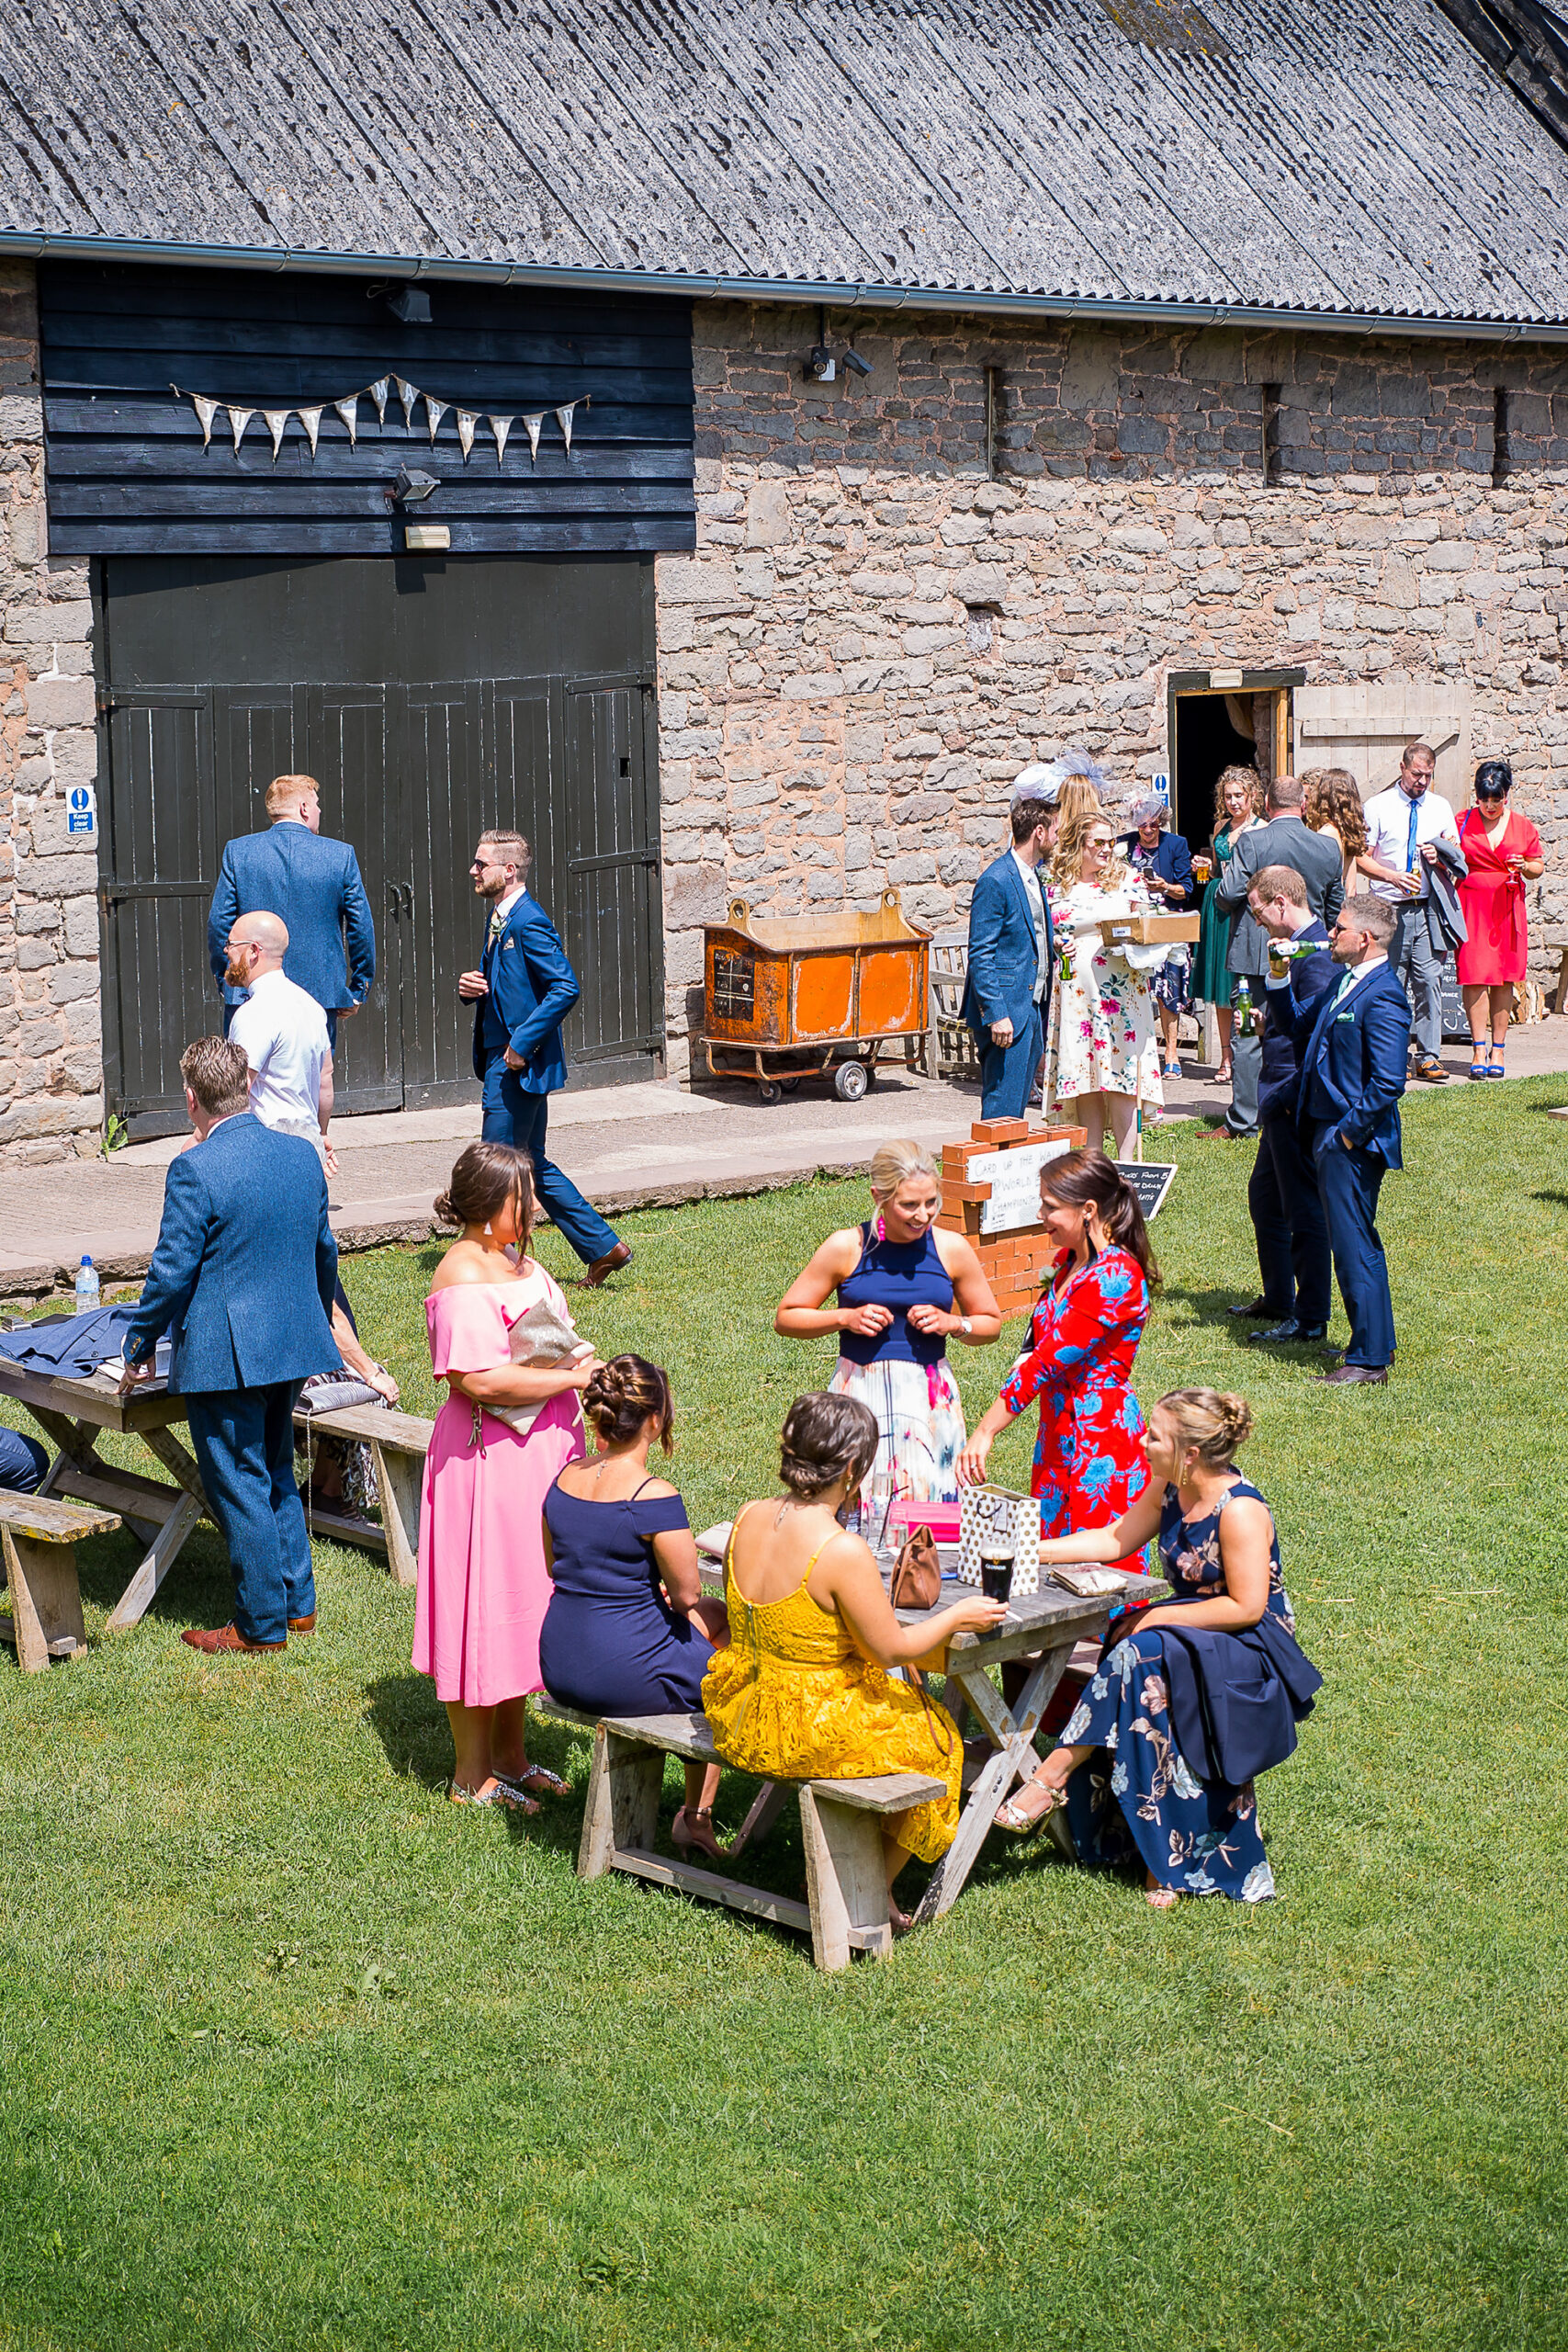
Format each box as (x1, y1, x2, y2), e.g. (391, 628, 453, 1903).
(703, 1393, 1006, 1929)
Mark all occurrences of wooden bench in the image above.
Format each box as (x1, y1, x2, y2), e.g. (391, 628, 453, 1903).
(292, 1402, 433, 1588)
(534, 1699, 944, 1972)
(0, 1491, 122, 1672)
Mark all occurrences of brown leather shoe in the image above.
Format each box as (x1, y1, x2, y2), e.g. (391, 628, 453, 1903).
(288, 1612, 317, 1634)
(181, 1623, 286, 1656)
(581, 1239, 632, 1287)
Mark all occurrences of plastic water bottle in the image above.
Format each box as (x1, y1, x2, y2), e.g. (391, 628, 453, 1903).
(74, 1254, 99, 1310)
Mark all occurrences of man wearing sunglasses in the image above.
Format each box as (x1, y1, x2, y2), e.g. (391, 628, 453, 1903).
(1361, 741, 1468, 1084)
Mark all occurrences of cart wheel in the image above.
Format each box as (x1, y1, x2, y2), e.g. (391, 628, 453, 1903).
(834, 1060, 869, 1102)
(758, 1080, 783, 1106)
(780, 1075, 802, 1094)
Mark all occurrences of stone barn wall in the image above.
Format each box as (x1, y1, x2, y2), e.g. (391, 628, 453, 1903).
(656, 302, 1568, 1070)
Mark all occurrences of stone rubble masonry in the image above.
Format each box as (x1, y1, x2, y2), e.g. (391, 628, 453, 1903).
(656, 303, 1568, 1071)
(0, 260, 105, 1164)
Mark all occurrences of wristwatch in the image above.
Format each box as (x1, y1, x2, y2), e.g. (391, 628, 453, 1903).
(958, 1315, 974, 1337)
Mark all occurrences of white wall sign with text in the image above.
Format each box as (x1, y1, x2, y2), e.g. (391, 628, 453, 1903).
(969, 1136, 1075, 1236)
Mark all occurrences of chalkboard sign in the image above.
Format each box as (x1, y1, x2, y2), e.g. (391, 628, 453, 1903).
(1113, 1161, 1177, 1220)
(1439, 967, 1470, 1042)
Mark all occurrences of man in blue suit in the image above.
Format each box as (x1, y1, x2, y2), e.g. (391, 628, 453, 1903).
(1241, 865, 1337, 1346)
(208, 775, 376, 1046)
(962, 792, 1055, 1121)
(457, 829, 629, 1283)
(1284, 894, 1411, 1386)
(120, 1036, 342, 1652)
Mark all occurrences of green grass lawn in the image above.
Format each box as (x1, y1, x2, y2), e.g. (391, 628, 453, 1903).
(3, 1079, 1567, 2350)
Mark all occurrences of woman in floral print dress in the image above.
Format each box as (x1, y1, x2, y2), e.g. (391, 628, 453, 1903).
(993, 1387, 1322, 1908)
(958, 1150, 1156, 1547)
(1044, 808, 1165, 1153)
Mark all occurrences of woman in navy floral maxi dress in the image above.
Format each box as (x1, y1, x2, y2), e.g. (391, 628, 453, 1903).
(959, 1149, 1156, 1551)
(993, 1387, 1322, 1906)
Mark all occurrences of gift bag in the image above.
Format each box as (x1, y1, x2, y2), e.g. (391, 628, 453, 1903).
(957, 1483, 1040, 1597)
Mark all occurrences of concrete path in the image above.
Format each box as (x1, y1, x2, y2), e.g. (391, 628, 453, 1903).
(5, 1023, 1566, 1300)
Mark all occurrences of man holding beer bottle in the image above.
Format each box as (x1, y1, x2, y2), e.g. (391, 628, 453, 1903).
(1236, 866, 1337, 1344)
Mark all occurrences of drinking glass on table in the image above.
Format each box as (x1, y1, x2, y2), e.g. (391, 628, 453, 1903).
(978, 1540, 1015, 1618)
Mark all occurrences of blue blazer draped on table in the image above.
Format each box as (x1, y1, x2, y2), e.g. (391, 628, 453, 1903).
(123, 1113, 341, 1393)
(209, 825, 376, 1014)
(472, 891, 579, 1095)
(961, 852, 1054, 1045)
(1290, 962, 1411, 1167)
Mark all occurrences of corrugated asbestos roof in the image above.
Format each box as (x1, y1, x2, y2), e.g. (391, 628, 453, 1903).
(4, 0, 1568, 328)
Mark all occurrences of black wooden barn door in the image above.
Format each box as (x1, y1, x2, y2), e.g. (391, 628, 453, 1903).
(99, 689, 215, 1125)
(307, 684, 400, 1113)
(398, 680, 485, 1109)
(563, 678, 663, 1084)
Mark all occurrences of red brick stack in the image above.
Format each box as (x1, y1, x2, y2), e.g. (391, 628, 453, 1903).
(936, 1117, 1089, 1323)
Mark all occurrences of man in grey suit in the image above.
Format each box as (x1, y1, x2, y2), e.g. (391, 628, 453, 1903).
(1211, 774, 1345, 1142)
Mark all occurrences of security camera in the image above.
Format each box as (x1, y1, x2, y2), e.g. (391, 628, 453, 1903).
(842, 349, 873, 378)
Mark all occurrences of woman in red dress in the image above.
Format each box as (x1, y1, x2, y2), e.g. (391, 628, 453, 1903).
(957, 1150, 1157, 1550)
(1455, 760, 1545, 1080)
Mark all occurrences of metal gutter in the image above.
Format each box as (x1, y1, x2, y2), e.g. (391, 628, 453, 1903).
(2, 229, 1562, 341)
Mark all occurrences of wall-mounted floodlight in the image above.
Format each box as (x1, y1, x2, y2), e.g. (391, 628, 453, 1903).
(389, 466, 439, 507)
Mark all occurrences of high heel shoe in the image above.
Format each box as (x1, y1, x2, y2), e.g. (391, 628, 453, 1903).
(672, 1806, 729, 1861)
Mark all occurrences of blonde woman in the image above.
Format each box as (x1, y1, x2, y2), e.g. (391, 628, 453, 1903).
(994, 1387, 1322, 1908)
(775, 1140, 1002, 1535)
(1304, 766, 1371, 899)
(1044, 809, 1164, 1153)
(1192, 763, 1265, 1083)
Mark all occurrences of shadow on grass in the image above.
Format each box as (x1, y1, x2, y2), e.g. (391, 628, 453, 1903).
(73, 1521, 233, 1629)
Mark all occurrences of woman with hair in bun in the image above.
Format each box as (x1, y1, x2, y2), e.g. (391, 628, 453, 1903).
(958, 1148, 1157, 1547)
(775, 1140, 1001, 1538)
(703, 1394, 1006, 1931)
(414, 1142, 601, 1813)
(539, 1355, 730, 1859)
(994, 1388, 1322, 1907)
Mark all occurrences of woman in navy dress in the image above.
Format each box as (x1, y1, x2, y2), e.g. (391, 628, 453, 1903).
(993, 1387, 1321, 1906)
(540, 1356, 730, 1858)
(776, 1140, 1001, 1537)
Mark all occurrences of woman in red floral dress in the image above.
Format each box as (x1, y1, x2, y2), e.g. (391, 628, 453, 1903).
(958, 1150, 1157, 1550)
(1455, 760, 1545, 1080)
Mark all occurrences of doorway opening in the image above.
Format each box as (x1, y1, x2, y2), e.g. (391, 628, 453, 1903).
(1168, 672, 1300, 845)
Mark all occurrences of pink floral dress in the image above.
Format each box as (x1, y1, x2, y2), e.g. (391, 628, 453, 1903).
(1045, 877, 1164, 1107)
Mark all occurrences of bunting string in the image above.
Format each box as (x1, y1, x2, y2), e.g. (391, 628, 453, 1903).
(171, 379, 588, 466)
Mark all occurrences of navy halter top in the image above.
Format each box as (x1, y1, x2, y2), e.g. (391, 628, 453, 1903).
(836, 1222, 954, 1368)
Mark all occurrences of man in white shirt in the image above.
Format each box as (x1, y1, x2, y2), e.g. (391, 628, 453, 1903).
(224, 912, 336, 1173)
(1360, 740, 1463, 1084)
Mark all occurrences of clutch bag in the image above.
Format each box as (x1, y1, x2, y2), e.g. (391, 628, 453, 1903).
(487, 1294, 593, 1436)
(1050, 1565, 1135, 1599)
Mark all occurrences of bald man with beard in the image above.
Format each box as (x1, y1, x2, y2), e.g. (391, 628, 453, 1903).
(225, 910, 337, 1174)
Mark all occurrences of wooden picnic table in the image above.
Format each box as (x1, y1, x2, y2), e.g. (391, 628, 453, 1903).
(0, 1360, 211, 1634)
(694, 1552, 1165, 1928)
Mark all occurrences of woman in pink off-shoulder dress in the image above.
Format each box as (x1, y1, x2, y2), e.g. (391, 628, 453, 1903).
(413, 1142, 601, 1813)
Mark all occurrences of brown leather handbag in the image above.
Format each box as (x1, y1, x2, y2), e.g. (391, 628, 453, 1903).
(889, 1522, 942, 1611)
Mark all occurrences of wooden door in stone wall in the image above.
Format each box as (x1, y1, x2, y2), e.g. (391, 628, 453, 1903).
(1293, 683, 1472, 804)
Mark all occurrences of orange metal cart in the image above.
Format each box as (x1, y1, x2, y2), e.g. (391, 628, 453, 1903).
(700, 890, 932, 1103)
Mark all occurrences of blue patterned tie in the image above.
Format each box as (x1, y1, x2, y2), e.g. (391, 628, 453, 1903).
(1405, 794, 1419, 874)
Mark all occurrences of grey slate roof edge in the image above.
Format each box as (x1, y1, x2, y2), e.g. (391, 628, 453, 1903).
(6, 232, 1568, 344)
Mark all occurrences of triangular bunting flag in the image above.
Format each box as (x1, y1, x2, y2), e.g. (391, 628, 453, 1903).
(368, 378, 389, 424)
(555, 402, 576, 455)
(524, 412, 543, 462)
(263, 409, 291, 459)
(425, 395, 448, 443)
(192, 394, 219, 448)
(456, 410, 477, 459)
(396, 378, 419, 429)
(227, 406, 254, 453)
(490, 414, 513, 463)
(298, 406, 323, 456)
(334, 396, 359, 448)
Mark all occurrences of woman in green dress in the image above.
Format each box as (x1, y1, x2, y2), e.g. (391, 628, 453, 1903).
(1190, 764, 1264, 1083)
